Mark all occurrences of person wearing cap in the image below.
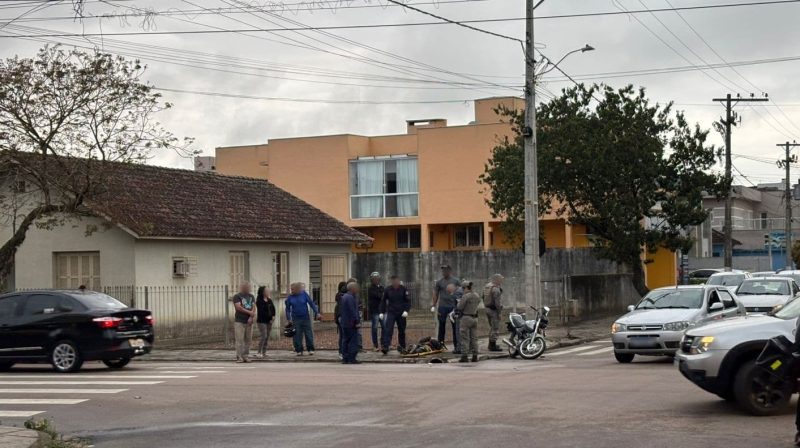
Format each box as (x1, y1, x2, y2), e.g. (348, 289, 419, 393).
(431, 264, 461, 352)
(367, 272, 385, 352)
(379, 275, 411, 354)
(456, 280, 481, 362)
(483, 274, 505, 352)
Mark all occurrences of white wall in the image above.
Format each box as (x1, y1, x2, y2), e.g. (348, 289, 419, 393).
(14, 215, 136, 289)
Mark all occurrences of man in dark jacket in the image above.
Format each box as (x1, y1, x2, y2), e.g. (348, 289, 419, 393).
(367, 272, 385, 351)
(379, 275, 411, 354)
(340, 282, 362, 364)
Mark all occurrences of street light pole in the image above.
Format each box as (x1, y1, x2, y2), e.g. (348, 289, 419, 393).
(523, 0, 540, 309)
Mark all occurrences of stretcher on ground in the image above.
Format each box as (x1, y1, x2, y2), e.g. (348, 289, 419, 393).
(400, 337, 448, 358)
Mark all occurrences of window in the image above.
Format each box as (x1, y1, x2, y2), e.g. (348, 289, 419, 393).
(454, 224, 483, 248)
(172, 257, 190, 278)
(23, 294, 62, 316)
(229, 251, 250, 290)
(0, 296, 20, 324)
(396, 228, 421, 249)
(54, 252, 101, 290)
(349, 157, 418, 219)
(761, 212, 768, 230)
(272, 251, 289, 296)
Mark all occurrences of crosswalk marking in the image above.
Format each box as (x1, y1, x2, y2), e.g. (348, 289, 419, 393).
(0, 410, 44, 417)
(0, 388, 128, 394)
(155, 366, 238, 370)
(2, 375, 196, 380)
(577, 346, 614, 356)
(156, 371, 226, 374)
(0, 381, 164, 386)
(0, 399, 88, 405)
(546, 345, 600, 356)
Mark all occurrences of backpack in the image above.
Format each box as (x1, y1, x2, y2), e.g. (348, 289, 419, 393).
(482, 283, 496, 309)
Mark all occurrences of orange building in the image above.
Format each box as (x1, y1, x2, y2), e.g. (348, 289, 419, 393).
(214, 96, 675, 288)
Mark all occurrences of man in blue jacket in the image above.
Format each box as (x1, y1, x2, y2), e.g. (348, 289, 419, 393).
(340, 282, 362, 364)
(379, 275, 411, 354)
(285, 282, 321, 356)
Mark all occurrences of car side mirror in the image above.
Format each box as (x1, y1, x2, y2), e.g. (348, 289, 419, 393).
(627, 305, 635, 312)
(709, 302, 724, 313)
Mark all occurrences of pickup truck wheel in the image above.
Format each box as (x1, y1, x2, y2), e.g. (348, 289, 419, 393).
(733, 359, 793, 416)
(614, 352, 634, 363)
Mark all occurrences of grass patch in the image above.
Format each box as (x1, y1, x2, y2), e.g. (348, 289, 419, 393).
(24, 418, 89, 448)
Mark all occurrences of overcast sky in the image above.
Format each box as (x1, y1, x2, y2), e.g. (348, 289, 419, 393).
(2, 0, 800, 185)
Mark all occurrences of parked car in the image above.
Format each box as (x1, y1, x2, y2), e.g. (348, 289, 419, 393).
(688, 269, 723, 284)
(776, 269, 800, 285)
(734, 277, 800, 314)
(0, 290, 154, 373)
(676, 299, 800, 415)
(611, 285, 745, 363)
(750, 271, 778, 278)
(706, 271, 751, 293)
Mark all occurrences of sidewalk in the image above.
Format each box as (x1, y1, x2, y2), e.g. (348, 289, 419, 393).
(0, 427, 41, 448)
(138, 317, 614, 364)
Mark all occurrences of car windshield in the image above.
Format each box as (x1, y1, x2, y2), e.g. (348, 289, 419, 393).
(637, 289, 703, 309)
(774, 297, 800, 320)
(737, 280, 790, 296)
(68, 292, 128, 310)
(707, 274, 745, 287)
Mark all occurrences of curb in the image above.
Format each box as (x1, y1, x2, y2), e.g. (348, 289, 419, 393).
(0, 426, 41, 448)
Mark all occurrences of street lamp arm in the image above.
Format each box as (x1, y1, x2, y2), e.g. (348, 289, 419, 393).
(538, 44, 595, 75)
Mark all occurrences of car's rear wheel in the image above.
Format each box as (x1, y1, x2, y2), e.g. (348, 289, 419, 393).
(0, 362, 14, 372)
(733, 359, 794, 416)
(614, 352, 635, 363)
(50, 340, 83, 373)
(103, 358, 131, 369)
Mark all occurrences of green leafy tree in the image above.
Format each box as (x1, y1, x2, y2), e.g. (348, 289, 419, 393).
(0, 46, 194, 287)
(481, 84, 723, 295)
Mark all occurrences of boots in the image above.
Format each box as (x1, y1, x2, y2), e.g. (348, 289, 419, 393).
(471, 354, 478, 362)
(459, 355, 469, 363)
(488, 341, 503, 352)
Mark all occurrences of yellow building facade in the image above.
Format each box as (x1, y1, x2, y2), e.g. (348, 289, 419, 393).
(215, 97, 676, 288)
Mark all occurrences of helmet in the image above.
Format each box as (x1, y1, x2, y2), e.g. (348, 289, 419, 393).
(283, 324, 296, 338)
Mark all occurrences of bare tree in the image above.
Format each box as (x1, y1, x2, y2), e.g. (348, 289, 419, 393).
(0, 45, 194, 286)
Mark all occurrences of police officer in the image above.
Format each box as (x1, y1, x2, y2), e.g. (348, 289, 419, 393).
(483, 274, 505, 352)
(431, 264, 461, 352)
(457, 280, 481, 363)
(379, 275, 411, 354)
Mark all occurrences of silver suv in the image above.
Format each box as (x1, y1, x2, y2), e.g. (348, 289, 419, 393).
(611, 285, 745, 363)
(676, 297, 800, 415)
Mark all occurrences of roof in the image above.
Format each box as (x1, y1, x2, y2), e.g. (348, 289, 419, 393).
(711, 229, 742, 246)
(85, 162, 370, 243)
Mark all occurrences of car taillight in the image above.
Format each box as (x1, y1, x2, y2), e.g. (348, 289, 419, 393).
(145, 315, 154, 325)
(93, 316, 123, 329)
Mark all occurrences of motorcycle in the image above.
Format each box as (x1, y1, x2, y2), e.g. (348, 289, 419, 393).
(503, 306, 549, 360)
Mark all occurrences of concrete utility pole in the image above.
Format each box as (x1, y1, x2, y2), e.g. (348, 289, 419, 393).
(523, 0, 541, 308)
(777, 141, 800, 268)
(713, 94, 769, 271)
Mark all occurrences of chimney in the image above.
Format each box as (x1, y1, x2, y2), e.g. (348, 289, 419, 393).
(406, 118, 447, 135)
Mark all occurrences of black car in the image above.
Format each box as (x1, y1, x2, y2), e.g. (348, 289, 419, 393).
(0, 290, 154, 373)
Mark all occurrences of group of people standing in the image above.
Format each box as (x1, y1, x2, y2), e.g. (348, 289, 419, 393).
(230, 265, 506, 365)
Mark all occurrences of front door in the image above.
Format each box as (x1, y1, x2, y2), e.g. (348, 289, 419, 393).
(0, 294, 21, 356)
(319, 255, 347, 319)
(15, 293, 63, 358)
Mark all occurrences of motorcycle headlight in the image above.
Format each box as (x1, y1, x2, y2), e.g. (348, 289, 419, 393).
(611, 322, 626, 334)
(690, 336, 715, 354)
(663, 321, 691, 332)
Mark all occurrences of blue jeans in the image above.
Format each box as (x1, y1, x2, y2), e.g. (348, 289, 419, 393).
(381, 312, 407, 350)
(292, 318, 315, 353)
(342, 327, 359, 363)
(437, 306, 458, 350)
(370, 313, 384, 348)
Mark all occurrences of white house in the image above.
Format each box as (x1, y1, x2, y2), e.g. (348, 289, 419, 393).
(3, 160, 370, 320)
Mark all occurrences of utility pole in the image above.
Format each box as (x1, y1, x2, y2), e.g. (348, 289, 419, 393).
(777, 141, 800, 269)
(713, 94, 769, 271)
(523, 0, 541, 308)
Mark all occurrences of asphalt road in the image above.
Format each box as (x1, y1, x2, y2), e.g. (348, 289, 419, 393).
(1, 341, 794, 448)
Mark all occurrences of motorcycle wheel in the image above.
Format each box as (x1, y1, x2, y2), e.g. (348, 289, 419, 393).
(518, 336, 546, 360)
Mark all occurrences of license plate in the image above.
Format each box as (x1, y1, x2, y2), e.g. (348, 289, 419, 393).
(129, 339, 145, 348)
(628, 337, 658, 349)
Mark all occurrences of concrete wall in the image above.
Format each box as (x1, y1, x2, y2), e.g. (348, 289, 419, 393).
(352, 248, 639, 321)
(14, 216, 137, 289)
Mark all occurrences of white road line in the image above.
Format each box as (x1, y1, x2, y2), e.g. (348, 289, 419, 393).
(155, 371, 226, 374)
(0, 381, 163, 385)
(0, 410, 45, 417)
(577, 346, 615, 356)
(0, 399, 88, 405)
(0, 389, 127, 394)
(2, 375, 196, 380)
(155, 366, 243, 370)
(594, 339, 612, 343)
(546, 345, 602, 356)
